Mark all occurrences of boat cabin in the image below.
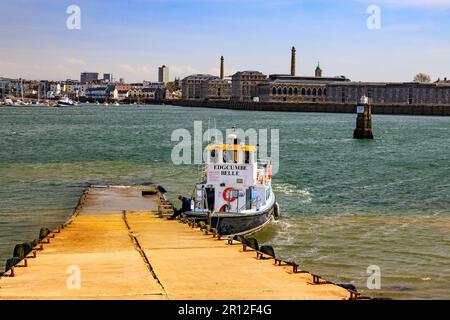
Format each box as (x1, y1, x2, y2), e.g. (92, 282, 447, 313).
(193, 133, 272, 213)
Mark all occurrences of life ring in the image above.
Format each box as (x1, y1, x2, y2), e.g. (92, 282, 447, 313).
(220, 204, 229, 212)
(223, 187, 238, 202)
(259, 175, 265, 185)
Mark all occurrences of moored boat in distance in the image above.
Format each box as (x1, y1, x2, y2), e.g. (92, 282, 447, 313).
(184, 129, 279, 237)
(56, 97, 75, 107)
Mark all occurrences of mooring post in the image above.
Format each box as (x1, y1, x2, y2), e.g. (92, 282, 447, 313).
(353, 96, 374, 139)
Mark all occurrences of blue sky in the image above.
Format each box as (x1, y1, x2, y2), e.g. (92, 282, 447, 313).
(1, 0, 449, 82)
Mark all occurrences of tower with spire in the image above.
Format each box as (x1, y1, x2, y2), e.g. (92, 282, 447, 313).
(315, 62, 322, 78)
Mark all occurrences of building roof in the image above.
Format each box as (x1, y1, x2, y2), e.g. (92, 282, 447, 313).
(327, 81, 450, 87)
(269, 74, 349, 82)
(232, 71, 265, 77)
(182, 74, 218, 81)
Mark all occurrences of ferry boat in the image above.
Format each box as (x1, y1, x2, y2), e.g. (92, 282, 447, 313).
(184, 130, 279, 236)
(56, 97, 75, 107)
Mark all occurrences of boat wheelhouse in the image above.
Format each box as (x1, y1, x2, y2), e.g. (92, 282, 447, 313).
(184, 130, 278, 236)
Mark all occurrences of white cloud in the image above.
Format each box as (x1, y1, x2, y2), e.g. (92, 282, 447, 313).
(170, 65, 198, 74)
(65, 57, 85, 65)
(119, 64, 153, 74)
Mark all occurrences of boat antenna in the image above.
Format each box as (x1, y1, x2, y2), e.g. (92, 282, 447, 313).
(207, 118, 211, 145)
(214, 118, 217, 143)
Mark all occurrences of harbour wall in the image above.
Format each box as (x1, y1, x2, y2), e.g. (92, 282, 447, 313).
(172, 100, 450, 116)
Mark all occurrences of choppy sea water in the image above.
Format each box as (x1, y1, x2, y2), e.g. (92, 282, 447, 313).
(0, 105, 449, 299)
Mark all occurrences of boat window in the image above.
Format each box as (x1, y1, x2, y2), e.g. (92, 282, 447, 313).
(244, 151, 250, 164)
(210, 149, 218, 163)
(224, 150, 234, 163)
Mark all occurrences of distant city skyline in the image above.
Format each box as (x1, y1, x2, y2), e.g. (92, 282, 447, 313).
(1, 0, 449, 83)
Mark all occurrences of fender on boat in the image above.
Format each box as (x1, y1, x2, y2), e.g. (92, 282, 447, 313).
(274, 202, 280, 218)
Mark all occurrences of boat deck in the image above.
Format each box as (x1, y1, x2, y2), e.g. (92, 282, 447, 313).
(0, 186, 352, 300)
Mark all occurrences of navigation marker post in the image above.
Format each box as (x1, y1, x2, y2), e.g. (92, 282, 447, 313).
(353, 96, 374, 139)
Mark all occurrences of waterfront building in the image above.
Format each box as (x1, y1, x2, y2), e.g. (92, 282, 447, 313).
(143, 81, 166, 99)
(181, 74, 218, 100)
(71, 84, 87, 98)
(117, 90, 129, 100)
(85, 85, 117, 100)
(231, 71, 267, 101)
(158, 65, 169, 84)
(36, 81, 51, 100)
(62, 79, 80, 97)
(128, 87, 155, 100)
(103, 73, 113, 82)
(143, 81, 165, 90)
(201, 78, 232, 100)
(181, 74, 231, 101)
(258, 75, 349, 103)
(326, 81, 450, 105)
(126, 82, 165, 100)
(47, 83, 62, 99)
(80, 72, 99, 84)
(0, 78, 12, 98)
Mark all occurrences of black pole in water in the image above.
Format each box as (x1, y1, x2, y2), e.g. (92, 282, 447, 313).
(353, 96, 374, 139)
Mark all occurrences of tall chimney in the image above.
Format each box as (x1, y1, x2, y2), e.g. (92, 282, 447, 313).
(291, 47, 296, 76)
(220, 56, 224, 80)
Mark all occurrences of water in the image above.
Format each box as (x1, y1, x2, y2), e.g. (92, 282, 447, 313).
(0, 105, 449, 299)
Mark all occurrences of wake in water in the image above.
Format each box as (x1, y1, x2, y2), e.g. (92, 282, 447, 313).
(273, 182, 312, 204)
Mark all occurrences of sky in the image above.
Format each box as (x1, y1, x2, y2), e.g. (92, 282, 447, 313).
(0, 0, 449, 83)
